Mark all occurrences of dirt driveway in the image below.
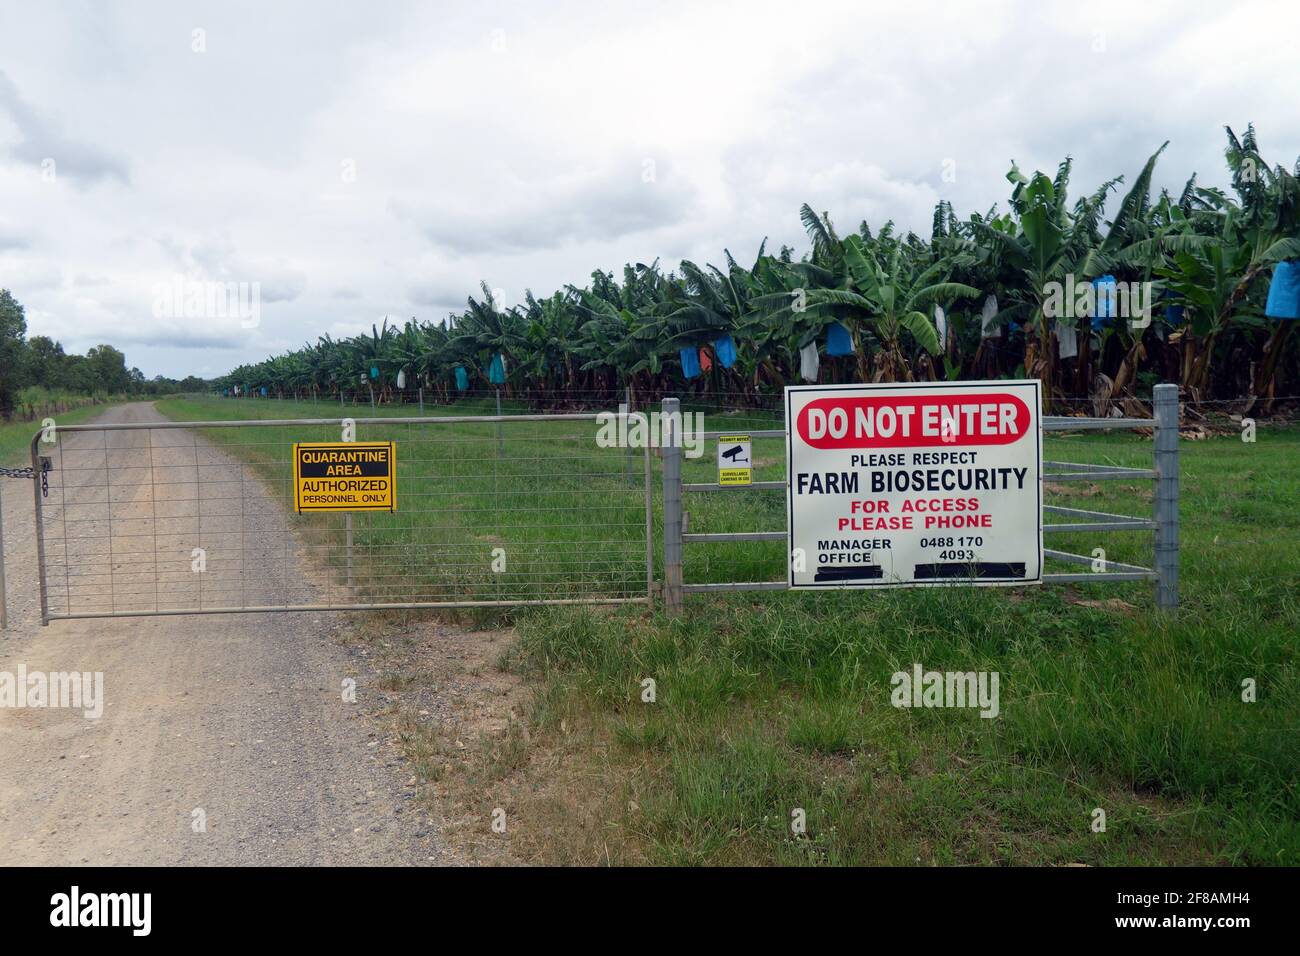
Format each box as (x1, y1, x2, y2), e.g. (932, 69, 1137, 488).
(0, 402, 453, 865)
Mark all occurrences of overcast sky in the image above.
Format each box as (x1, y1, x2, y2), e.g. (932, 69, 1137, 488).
(0, 0, 1295, 379)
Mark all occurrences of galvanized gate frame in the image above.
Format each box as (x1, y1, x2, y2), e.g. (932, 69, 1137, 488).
(27, 412, 655, 625)
(660, 383, 1181, 614)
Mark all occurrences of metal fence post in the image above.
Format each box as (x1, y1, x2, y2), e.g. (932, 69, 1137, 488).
(1153, 383, 1180, 609)
(661, 397, 684, 616)
(0, 479, 7, 630)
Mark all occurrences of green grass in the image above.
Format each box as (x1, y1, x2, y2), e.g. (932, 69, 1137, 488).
(156, 394, 1300, 865)
(0, 400, 129, 468)
(154, 395, 652, 606)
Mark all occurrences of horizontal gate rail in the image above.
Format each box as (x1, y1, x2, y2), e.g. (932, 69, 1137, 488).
(1043, 417, 1152, 430)
(1044, 505, 1156, 533)
(684, 580, 788, 594)
(39, 597, 650, 620)
(1044, 548, 1156, 576)
(1042, 571, 1155, 584)
(32, 411, 654, 623)
(1044, 459, 1150, 473)
(43, 413, 605, 432)
(1044, 521, 1156, 533)
(1044, 467, 1157, 480)
(661, 384, 1181, 614)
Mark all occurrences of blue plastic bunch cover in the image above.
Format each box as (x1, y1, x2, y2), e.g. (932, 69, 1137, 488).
(1265, 260, 1300, 320)
(826, 321, 854, 356)
(679, 346, 701, 379)
(1156, 286, 1184, 326)
(488, 353, 507, 384)
(713, 334, 737, 369)
(454, 365, 469, 391)
(1091, 275, 1118, 329)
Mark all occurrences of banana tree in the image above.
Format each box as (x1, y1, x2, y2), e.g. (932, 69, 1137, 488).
(452, 283, 528, 393)
(572, 269, 666, 400)
(748, 232, 974, 382)
(1083, 144, 1170, 404)
(347, 320, 400, 403)
(973, 157, 1121, 406)
(842, 235, 979, 380)
(1157, 237, 1252, 393)
(1221, 127, 1300, 405)
(627, 259, 745, 391)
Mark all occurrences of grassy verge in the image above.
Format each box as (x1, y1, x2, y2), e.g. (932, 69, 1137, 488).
(157, 395, 1299, 865)
(0, 400, 130, 468)
(9, 385, 116, 423)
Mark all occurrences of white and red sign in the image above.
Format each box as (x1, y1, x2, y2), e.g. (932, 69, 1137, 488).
(785, 381, 1042, 589)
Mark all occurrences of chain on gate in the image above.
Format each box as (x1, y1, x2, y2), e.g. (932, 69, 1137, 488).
(0, 457, 52, 495)
(0, 456, 50, 628)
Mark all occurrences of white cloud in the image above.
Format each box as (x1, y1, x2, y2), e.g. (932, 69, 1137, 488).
(0, 68, 130, 185)
(0, 0, 1295, 376)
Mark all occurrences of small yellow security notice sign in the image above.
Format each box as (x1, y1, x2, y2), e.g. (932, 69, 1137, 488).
(717, 434, 752, 486)
(293, 441, 396, 513)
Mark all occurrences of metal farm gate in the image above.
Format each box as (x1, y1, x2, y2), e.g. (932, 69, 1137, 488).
(25, 412, 653, 624)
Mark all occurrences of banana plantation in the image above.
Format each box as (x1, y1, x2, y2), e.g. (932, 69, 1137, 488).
(218, 127, 1300, 413)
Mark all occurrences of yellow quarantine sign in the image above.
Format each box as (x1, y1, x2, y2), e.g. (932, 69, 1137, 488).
(717, 434, 752, 486)
(293, 441, 396, 513)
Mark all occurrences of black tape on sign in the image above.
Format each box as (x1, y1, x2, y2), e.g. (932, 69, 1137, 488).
(913, 562, 1026, 579)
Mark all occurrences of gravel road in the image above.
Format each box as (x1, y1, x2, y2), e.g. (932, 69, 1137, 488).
(0, 402, 453, 865)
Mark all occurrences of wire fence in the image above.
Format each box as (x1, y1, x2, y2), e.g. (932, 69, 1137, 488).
(658, 386, 1181, 611)
(18, 385, 1196, 623)
(32, 412, 653, 621)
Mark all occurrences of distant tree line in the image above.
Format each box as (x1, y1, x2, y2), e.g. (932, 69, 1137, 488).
(0, 288, 208, 421)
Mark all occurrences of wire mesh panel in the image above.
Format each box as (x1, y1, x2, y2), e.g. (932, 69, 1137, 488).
(33, 414, 652, 621)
